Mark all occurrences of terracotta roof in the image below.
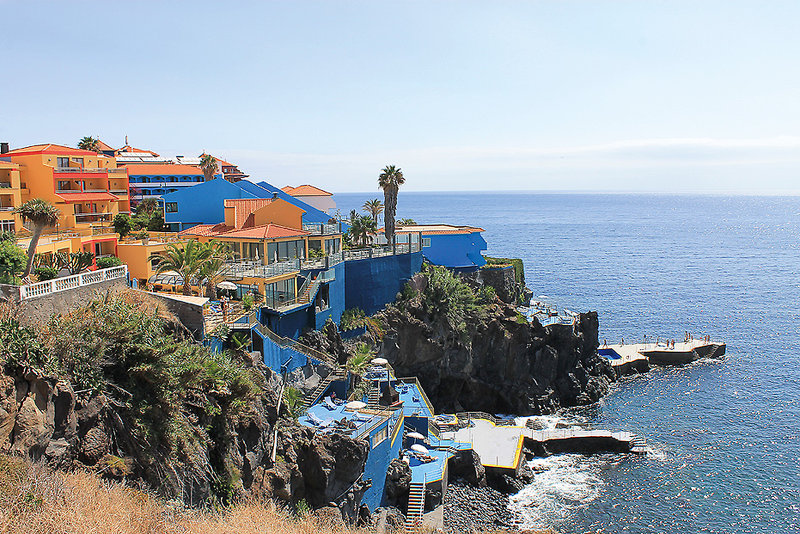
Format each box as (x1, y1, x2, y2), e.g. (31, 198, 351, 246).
(389, 224, 485, 235)
(117, 144, 160, 157)
(4, 144, 102, 157)
(123, 163, 203, 176)
(180, 222, 308, 240)
(223, 224, 310, 239)
(56, 192, 119, 203)
(282, 184, 333, 197)
(94, 140, 115, 151)
(179, 223, 232, 237)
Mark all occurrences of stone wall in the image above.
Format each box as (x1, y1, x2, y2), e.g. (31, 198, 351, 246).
(0, 278, 128, 326)
(145, 292, 206, 339)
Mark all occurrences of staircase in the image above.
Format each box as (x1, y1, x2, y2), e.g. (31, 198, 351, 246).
(629, 434, 648, 454)
(204, 300, 247, 333)
(404, 476, 426, 533)
(367, 381, 381, 407)
(300, 368, 346, 410)
(297, 276, 322, 305)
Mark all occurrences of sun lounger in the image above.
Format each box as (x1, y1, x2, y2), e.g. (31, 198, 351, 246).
(307, 412, 324, 426)
(323, 397, 337, 411)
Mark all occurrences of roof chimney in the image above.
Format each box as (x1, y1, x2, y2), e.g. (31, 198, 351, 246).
(0, 143, 8, 154)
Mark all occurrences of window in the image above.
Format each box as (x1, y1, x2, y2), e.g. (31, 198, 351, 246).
(56, 157, 69, 168)
(57, 181, 70, 191)
(165, 202, 178, 213)
(371, 424, 388, 448)
(71, 157, 83, 166)
(422, 238, 431, 247)
(0, 220, 14, 232)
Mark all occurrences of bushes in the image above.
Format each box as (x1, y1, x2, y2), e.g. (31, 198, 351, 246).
(340, 308, 367, 331)
(34, 266, 58, 281)
(96, 256, 123, 269)
(483, 256, 525, 287)
(0, 241, 26, 284)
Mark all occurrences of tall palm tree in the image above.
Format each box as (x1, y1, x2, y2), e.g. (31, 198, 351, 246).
(197, 241, 232, 298)
(150, 239, 211, 295)
(199, 154, 218, 182)
(362, 199, 384, 224)
(77, 136, 100, 152)
(378, 165, 405, 245)
(14, 199, 60, 277)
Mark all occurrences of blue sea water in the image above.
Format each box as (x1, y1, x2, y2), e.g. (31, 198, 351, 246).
(336, 192, 800, 534)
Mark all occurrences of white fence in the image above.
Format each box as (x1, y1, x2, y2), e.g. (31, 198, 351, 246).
(18, 265, 128, 300)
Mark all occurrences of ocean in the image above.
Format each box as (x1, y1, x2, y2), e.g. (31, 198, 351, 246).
(336, 192, 800, 534)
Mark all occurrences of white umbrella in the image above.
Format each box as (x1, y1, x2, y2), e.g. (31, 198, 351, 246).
(346, 401, 366, 410)
(411, 444, 429, 454)
(371, 358, 388, 366)
(406, 432, 425, 440)
(218, 281, 238, 290)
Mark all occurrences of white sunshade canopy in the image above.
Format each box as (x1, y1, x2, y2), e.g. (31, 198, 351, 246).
(411, 444, 429, 454)
(371, 358, 389, 365)
(217, 281, 238, 290)
(346, 401, 367, 410)
(406, 432, 425, 440)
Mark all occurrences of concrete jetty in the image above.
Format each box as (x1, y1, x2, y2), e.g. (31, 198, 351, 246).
(600, 338, 726, 376)
(447, 417, 643, 475)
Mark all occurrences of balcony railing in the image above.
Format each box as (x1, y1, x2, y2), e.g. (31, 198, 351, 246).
(54, 167, 108, 174)
(18, 265, 128, 300)
(221, 258, 301, 280)
(300, 251, 343, 270)
(0, 183, 12, 189)
(303, 223, 340, 235)
(0, 207, 14, 212)
(342, 242, 420, 261)
(75, 213, 112, 223)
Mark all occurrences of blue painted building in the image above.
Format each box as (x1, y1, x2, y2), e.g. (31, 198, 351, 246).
(383, 224, 487, 272)
(344, 251, 424, 315)
(124, 163, 218, 206)
(161, 178, 335, 231)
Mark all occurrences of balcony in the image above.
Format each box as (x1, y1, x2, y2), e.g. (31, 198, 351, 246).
(0, 206, 15, 212)
(303, 223, 341, 235)
(54, 167, 107, 174)
(74, 213, 112, 224)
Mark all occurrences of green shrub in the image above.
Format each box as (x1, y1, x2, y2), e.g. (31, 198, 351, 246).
(112, 213, 133, 238)
(0, 319, 53, 372)
(0, 241, 26, 285)
(307, 247, 324, 259)
(96, 256, 123, 269)
(34, 266, 58, 281)
(242, 293, 254, 311)
(340, 307, 367, 331)
(483, 256, 525, 287)
(345, 343, 372, 375)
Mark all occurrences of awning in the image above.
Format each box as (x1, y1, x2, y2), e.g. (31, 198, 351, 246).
(56, 192, 119, 203)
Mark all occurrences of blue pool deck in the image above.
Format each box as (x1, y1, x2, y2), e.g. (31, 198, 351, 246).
(299, 399, 389, 438)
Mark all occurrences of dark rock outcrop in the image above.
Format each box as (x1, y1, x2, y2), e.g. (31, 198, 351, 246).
(377, 296, 615, 415)
(384, 457, 412, 510)
(252, 424, 369, 511)
(448, 449, 486, 487)
(300, 319, 349, 365)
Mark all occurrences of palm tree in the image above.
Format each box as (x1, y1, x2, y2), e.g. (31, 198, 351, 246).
(199, 154, 218, 182)
(348, 214, 377, 247)
(378, 165, 405, 245)
(150, 239, 211, 295)
(14, 199, 60, 277)
(362, 199, 384, 224)
(197, 241, 232, 298)
(77, 136, 100, 152)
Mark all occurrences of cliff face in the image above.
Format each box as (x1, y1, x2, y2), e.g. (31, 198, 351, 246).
(377, 296, 614, 415)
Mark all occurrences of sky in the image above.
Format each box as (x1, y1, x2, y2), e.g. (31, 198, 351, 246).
(2, 0, 799, 193)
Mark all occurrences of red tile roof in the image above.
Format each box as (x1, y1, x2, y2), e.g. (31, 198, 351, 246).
(56, 192, 119, 203)
(282, 184, 333, 197)
(179, 222, 308, 240)
(387, 224, 486, 235)
(123, 163, 203, 176)
(117, 144, 160, 157)
(179, 223, 232, 237)
(4, 144, 102, 157)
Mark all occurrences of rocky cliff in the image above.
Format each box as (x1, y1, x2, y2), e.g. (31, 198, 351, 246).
(375, 267, 615, 415)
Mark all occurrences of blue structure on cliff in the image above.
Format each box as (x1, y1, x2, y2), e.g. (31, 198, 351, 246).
(377, 224, 487, 271)
(161, 178, 334, 231)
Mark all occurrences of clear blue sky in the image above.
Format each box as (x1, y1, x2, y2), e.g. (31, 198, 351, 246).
(2, 0, 799, 193)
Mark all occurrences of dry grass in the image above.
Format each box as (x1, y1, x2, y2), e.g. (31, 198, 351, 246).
(0, 456, 369, 534)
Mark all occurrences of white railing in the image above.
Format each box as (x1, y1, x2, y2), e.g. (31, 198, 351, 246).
(54, 167, 108, 174)
(18, 265, 128, 300)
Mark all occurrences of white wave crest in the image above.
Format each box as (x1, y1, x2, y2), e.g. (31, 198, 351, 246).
(509, 454, 605, 530)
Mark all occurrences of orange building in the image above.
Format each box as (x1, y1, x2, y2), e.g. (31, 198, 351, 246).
(1, 143, 130, 260)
